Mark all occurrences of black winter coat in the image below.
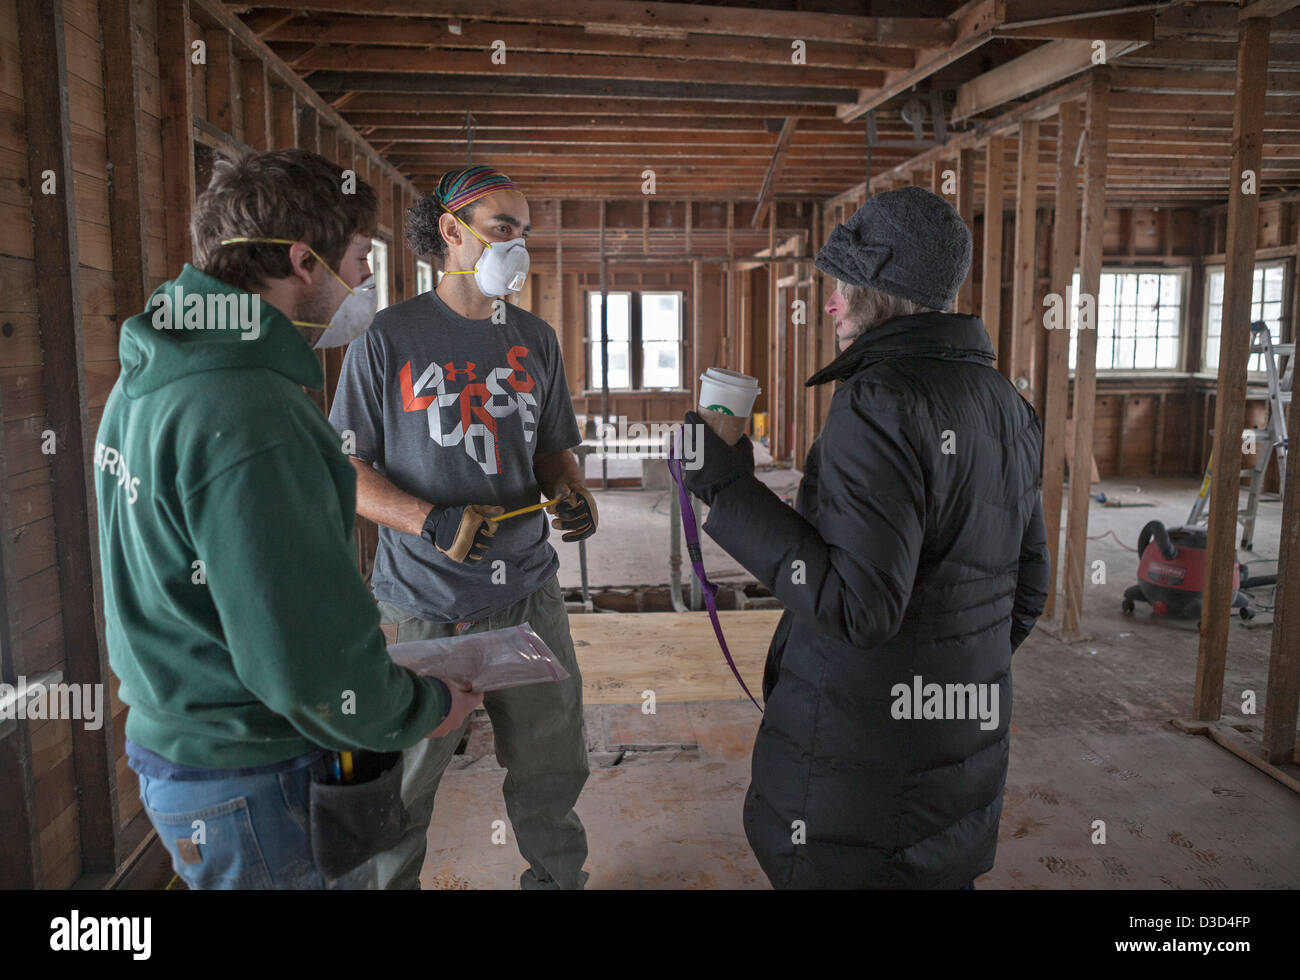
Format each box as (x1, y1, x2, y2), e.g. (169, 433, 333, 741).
(704, 311, 1049, 889)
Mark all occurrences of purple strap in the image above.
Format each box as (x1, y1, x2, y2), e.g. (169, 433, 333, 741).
(668, 428, 763, 711)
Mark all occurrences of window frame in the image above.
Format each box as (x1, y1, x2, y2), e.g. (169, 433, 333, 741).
(1201, 258, 1292, 377)
(370, 238, 390, 312)
(585, 288, 686, 392)
(1069, 264, 1190, 374)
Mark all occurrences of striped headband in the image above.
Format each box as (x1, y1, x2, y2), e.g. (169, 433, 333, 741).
(436, 165, 520, 212)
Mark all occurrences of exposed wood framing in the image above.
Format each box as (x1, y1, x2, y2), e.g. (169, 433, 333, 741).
(1195, 17, 1271, 720)
(1009, 120, 1040, 398)
(98, 0, 149, 321)
(158, 0, 196, 264)
(1060, 69, 1110, 641)
(239, 57, 273, 150)
(981, 135, 1007, 359)
(837, 0, 1003, 122)
(1041, 100, 1082, 622)
(0, 382, 42, 888)
(956, 147, 975, 314)
(18, 0, 120, 872)
(753, 118, 797, 229)
(955, 38, 1143, 121)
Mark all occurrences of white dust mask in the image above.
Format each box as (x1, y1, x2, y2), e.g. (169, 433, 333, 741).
(445, 213, 529, 297)
(315, 274, 377, 349)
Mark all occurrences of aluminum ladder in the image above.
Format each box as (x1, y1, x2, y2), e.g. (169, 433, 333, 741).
(1187, 320, 1292, 550)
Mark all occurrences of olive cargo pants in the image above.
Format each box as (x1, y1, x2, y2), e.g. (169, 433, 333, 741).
(374, 575, 590, 889)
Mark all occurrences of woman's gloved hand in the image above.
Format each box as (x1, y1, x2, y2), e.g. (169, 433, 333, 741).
(421, 504, 504, 563)
(681, 410, 755, 505)
(547, 485, 598, 542)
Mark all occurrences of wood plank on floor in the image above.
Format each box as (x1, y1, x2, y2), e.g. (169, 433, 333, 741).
(570, 610, 781, 704)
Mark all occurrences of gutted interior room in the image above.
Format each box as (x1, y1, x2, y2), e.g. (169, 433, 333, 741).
(1, 0, 1297, 920)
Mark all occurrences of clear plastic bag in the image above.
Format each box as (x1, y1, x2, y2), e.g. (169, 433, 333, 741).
(387, 622, 570, 693)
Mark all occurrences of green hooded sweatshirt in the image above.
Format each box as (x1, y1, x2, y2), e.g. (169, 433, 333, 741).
(94, 264, 449, 768)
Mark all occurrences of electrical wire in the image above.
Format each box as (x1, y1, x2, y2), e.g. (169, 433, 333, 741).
(1088, 529, 1138, 552)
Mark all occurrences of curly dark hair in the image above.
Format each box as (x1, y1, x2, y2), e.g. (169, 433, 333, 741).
(404, 192, 480, 264)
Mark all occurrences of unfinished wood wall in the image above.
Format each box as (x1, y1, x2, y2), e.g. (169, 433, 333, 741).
(0, 0, 425, 888)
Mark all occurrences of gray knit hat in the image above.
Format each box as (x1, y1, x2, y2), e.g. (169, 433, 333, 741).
(815, 186, 972, 311)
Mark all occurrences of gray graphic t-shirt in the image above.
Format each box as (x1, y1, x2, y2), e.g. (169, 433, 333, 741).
(329, 289, 580, 623)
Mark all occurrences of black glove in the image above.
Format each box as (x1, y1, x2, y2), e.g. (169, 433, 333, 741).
(421, 504, 502, 563)
(681, 410, 755, 506)
(547, 485, 598, 542)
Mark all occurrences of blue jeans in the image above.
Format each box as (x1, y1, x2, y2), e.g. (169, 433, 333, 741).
(138, 767, 376, 890)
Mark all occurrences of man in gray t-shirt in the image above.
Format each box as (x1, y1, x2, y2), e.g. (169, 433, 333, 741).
(331, 284, 579, 623)
(329, 166, 594, 890)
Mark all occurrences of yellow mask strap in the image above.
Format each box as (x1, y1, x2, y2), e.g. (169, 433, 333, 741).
(218, 237, 355, 329)
(442, 212, 491, 276)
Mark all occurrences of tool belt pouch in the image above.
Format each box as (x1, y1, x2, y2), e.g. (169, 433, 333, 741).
(309, 750, 404, 881)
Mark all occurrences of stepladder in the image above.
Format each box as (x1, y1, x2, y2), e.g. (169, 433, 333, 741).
(1187, 320, 1292, 550)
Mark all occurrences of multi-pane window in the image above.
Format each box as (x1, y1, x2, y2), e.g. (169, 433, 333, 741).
(416, 259, 435, 295)
(1069, 269, 1185, 370)
(1204, 261, 1288, 373)
(640, 293, 683, 388)
(587, 290, 683, 390)
(370, 238, 389, 311)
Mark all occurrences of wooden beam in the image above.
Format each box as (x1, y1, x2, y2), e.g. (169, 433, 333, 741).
(692, 259, 702, 406)
(297, 103, 320, 153)
(239, 57, 273, 151)
(1040, 101, 1080, 622)
(98, 0, 149, 319)
(1195, 18, 1272, 721)
(272, 85, 297, 149)
(955, 38, 1141, 121)
(0, 382, 42, 888)
(955, 148, 976, 314)
(726, 200, 734, 369)
(158, 0, 196, 264)
(837, 0, 1003, 122)
(833, 71, 1091, 205)
(205, 27, 238, 141)
(243, 1, 957, 45)
(267, 17, 917, 70)
(18, 0, 120, 872)
(768, 206, 779, 459)
(981, 135, 1006, 358)
(1009, 120, 1040, 398)
(191, 0, 417, 195)
(291, 46, 884, 89)
(310, 72, 856, 105)
(1241, 0, 1300, 20)
(1110, 67, 1300, 95)
(996, 10, 1155, 40)
(1060, 69, 1109, 642)
(391, 179, 406, 301)
(1262, 207, 1300, 761)
(753, 118, 797, 228)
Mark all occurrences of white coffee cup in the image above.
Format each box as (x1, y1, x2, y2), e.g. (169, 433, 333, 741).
(698, 368, 760, 418)
(698, 368, 760, 445)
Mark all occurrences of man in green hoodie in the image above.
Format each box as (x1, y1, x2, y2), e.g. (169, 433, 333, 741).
(94, 149, 482, 890)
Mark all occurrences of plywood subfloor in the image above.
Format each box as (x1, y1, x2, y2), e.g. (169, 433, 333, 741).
(570, 610, 779, 705)
(416, 477, 1299, 890)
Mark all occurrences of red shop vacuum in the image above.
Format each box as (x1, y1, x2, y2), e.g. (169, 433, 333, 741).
(1122, 521, 1256, 622)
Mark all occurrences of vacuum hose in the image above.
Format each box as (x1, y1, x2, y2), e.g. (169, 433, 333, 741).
(1137, 520, 1178, 560)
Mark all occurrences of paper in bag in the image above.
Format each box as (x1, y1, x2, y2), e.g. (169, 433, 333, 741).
(387, 622, 569, 692)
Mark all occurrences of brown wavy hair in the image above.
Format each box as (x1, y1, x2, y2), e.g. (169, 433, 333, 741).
(191, 149, 378, 292)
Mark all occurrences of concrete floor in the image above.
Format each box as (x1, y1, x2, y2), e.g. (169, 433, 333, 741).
(420, 475, 1299, 889)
